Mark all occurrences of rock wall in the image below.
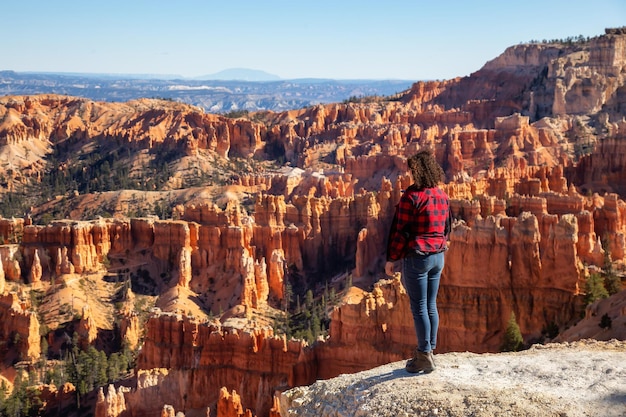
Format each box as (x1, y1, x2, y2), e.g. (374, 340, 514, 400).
(571, 137, 626, 197)
(0, 292, 40, 361)
(441, 212, 585, 352)
(133, 313, 311, 417)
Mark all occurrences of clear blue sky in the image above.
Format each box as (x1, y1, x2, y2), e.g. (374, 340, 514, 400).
(2, 0, 625, 80)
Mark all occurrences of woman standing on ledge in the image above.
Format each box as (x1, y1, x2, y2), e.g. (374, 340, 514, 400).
(385, 149, 451, 374)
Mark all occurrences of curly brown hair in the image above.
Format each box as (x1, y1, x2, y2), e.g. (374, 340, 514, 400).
(407, 150, 445, 189)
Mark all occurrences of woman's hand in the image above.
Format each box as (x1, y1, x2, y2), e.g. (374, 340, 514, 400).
(385, 261, 396, 276)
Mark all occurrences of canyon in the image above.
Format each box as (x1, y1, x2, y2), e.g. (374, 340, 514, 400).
(0, 28, 625, 416)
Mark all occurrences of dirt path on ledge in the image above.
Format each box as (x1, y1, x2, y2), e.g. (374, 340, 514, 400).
(280, 340, 626, 417)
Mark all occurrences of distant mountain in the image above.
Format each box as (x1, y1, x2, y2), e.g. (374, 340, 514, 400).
(196, 68, 281, 81)
(19, 71, 184, 80)
(0, 71, 415, 113)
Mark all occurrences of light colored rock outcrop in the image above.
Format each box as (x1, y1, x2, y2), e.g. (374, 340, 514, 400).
(280, 340, 626, 417)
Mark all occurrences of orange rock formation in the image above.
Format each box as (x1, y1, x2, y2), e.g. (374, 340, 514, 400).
(0, 292, 40, 361)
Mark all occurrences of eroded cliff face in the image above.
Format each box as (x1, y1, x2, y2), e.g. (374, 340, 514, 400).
(571, 134, 626, 197)
(439, 33, 626, 124)
(0, 292, 40, 361)
(132, 314, 309, 417)
(440, 211, 586, 352)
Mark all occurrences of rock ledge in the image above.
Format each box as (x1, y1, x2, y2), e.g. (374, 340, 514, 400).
(280, 340, 626, 417)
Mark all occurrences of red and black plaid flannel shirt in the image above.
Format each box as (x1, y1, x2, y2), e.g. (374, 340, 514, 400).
(386, 185, 451, 261)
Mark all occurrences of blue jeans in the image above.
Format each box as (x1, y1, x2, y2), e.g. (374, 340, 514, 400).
(402, 251, 444, 353)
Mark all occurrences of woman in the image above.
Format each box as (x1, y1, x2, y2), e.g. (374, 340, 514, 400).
(385, 149, 451, 373)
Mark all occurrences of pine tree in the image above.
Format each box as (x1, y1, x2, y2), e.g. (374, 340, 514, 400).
(585, 272, 609, 306)
(305, 290, 314, 309)
(0, 381, 7, 415)
(311, 310, 321, 340)
(602, 252, 622, 295)
(40, 337, 48, 359)
(284, 281, 293, 310)
(96, 350, 108, 387)
(329, 287, 336, 305)
(121, 341, 135, 372)
(38, 337, 49, 382)
(345, 274, 353, 289)
(599, 313, 612, 329)
(5, 372, 27, 417)
(304, 327, 314, 343)
(324, 281, 329, 303)
(501, 312, 524, 352)
(107, 353, 122, 382)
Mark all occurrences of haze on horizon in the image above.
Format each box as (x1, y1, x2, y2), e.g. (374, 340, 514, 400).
(3, 0, 625, 81)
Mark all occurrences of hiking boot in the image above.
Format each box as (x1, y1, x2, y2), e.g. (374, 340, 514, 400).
(405, 350, 434, 374)
(429, 351, 436, 369)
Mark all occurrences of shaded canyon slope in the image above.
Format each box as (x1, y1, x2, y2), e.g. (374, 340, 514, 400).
(0, 29, 625, 416)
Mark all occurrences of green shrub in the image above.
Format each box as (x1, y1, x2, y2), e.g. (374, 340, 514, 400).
(222, 109, 249, 119)
(501, 312, 524, 352)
